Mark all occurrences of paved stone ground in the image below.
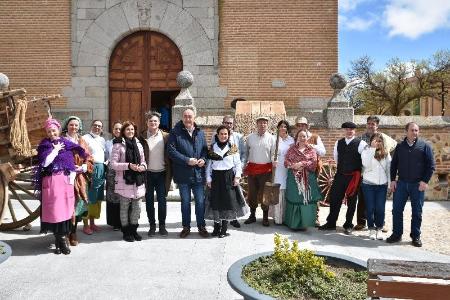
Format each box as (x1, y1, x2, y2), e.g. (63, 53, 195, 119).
(1, 195, 449, 299)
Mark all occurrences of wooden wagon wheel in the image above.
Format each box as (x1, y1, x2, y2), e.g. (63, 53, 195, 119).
(0, 165, 40, 231)
(317, 163, 336, 205)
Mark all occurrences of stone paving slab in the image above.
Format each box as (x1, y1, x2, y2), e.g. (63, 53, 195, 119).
(1, 200, 449, 299)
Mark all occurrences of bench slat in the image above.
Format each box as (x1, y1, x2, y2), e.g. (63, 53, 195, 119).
(368, 259, 450, 280)
(368, 279, 450, 300)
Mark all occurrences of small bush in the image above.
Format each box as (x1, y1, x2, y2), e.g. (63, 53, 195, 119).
(242, 234, 368, 300)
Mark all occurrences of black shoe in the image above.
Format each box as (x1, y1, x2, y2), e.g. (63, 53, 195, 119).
(159, 225, 168, 237)
(244, 209, 256, 225)
(230, 220, 241, 228)
(211, 222, 221, 237)
(219, 220, 229, 238)
(148, 225, 156, 237)
(318, 223, 336, 230)
(58, 235, 71, 255)
(343, 227, 353, 235)
(54, 235, 61, 255)
(262, 211, 269, 227)
(412, 238, 422, 247)
(123, 226, 134, 242)
(386, 234, 402, 243)
(131, 224, 142, 241)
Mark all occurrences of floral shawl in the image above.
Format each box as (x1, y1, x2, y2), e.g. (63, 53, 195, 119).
(284, 144, 317, 204)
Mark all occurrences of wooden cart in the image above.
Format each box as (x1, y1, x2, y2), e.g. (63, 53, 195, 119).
(0, 88, 57, 230)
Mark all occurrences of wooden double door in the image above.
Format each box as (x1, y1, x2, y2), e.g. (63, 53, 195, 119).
(109, 31, 182, 131)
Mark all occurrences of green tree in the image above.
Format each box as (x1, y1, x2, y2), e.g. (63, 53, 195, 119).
(348, 50, 450, 115)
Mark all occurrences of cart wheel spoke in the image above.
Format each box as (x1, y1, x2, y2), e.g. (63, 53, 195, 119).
(9, 185, 33, 215)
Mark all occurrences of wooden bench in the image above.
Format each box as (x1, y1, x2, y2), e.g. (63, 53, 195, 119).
(367, 259, 450, 300)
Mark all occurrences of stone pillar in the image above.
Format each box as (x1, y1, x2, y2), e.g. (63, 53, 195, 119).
(326, 73, 354, 128)
(172, 71, 196, 127)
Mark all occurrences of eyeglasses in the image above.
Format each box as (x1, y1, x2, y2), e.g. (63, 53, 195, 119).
(92, 124, 102, 128)
(223, 122, 233, 125)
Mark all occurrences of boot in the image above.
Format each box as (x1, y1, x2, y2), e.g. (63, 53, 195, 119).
(68, 232, 79, 246)
(219, 220, 229, 238)
(131, 224, 142, 241)
(59, 235, 71, 255)
(54, 235, 61, 255)
(262, 210, 269, 227)
(244, 208, 256, 224)
(211, 222, 221, 237)
(122, 225, 134, 242)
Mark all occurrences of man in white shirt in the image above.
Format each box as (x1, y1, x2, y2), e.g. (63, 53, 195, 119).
(243, 116, 276, 226)
(82, 120, 106, 235)
(318, 122, 367, 234)
(139, 111, 172, 237)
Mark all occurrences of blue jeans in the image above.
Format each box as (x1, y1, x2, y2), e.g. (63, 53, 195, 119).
(361, 183, 387, 229)
(392, 180, 424, 239)
(145, 171, 166, 226)
(178, 182, 206, 228)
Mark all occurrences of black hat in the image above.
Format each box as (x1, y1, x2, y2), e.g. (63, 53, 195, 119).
(341, 122, 357, 129)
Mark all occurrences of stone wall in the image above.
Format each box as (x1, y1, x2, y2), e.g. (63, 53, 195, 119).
(198, 115, 450, 200)
(0, 0, 71, 107)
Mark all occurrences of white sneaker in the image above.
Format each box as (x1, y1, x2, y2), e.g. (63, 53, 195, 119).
(369, 230, 376, 240)
(376, 229, 383, 240)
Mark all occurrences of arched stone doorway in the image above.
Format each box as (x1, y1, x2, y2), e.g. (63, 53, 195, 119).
(109, 31, 182, 131)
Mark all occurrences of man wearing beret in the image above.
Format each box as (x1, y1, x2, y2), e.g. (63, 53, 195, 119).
(319, 121, 367, 234)
(243, 116, 276, 226)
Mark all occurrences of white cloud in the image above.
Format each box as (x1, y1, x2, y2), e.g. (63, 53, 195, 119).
(384, 0, 450, 39)
(339, 0, 371, 12)
(340, 15, 375, 31)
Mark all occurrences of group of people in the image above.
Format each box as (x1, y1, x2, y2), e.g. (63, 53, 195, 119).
(36, 109, 435, 255)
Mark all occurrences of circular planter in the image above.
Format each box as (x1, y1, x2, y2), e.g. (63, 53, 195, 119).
(0, 241, 12, 265)
(227, 251, 366, 300)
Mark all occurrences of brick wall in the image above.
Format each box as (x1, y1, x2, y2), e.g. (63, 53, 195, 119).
(0, 0, 71, 107)
(218, 0, 337, 109)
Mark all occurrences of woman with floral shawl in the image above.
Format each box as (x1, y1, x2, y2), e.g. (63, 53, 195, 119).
(283, 130, 322, 230)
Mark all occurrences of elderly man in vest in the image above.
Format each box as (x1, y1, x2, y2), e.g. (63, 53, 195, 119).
(319, 122, 367, 234)
(387, 122, 435, 247)
(243, 116, 276, 226)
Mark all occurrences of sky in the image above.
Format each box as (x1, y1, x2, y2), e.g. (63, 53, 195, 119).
(338, 0, 450, 74)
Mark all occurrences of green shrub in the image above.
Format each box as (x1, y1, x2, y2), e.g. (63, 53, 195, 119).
(242, 234, 368, 300)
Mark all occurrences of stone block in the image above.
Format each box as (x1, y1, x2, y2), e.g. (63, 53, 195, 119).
(204, 28, 214, 39)
(77, 19, 93, 40)
(78, 0, 106, 9)
(183, 50, 214, 65)
(166, 0, 182, 7)
(194, 75, 218, 87)
(72, 66, 96, 77)
(121, 0, 139, 29)
(79, 36, 110, 58)
(96, 67, 107, 77)
(159, 3, 183, 32)
(195, 97, 224, 109)
(168, 9, 193, 38)
(326, 107, 354, 128)
(208, 7, 215, 18)
(85, 22, 114, 48)
(62, 86, 86, 98)
(71, 14, 78, 42)
(78, 8, 105, 19)
(106, 0, 123, 9)
(86, 87, 107, 97)
(52, 108, 92, 123)
(180, 34, 211, 56)
(92, 108, 108, 120)
(298, 97, 328, 110)
(67, 97, 106, 109)
(198, 18, 214, 30)
(182, 65, 200, 75)
(198, 66, 218, 75)
(150, 0, 168, 29)
(95, 4, 130, 42)
(186, 7, 209, 19)
(197, 86, 227, 98)
(72, 42, 80, 65)
(183, 0, 214, 8)
(174, 19, 202, 44)
(72, 76, 107, 87)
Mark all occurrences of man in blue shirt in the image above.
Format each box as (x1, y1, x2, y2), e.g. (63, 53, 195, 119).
(387, 122, 435, 247)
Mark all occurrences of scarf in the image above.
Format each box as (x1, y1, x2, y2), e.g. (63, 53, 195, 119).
(214, 134, 229, 150)
(284, 144, 317, 204)
(123, 137, 144, 186)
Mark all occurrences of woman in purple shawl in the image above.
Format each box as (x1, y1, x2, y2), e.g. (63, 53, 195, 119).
(35, 118, 87, 255)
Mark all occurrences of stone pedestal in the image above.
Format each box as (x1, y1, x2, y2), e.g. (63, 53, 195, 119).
(172, 71, 196, 127)
(325, 73, 354, 128)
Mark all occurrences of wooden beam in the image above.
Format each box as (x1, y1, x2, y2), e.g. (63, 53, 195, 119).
(368, 279, 450, 300)
(368, 259, 450, 280)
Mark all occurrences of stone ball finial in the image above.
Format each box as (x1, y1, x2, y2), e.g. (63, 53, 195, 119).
(0, 73, 10, 90)
(176, 71, 194, 89)
(329, 73, 347, 90)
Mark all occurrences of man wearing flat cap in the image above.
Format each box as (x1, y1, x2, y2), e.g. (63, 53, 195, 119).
(243, 116, 276, 226)
(319, 121, 367, 234)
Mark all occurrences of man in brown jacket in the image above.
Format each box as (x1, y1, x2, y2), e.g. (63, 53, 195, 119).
(139, 111, 172, 237)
